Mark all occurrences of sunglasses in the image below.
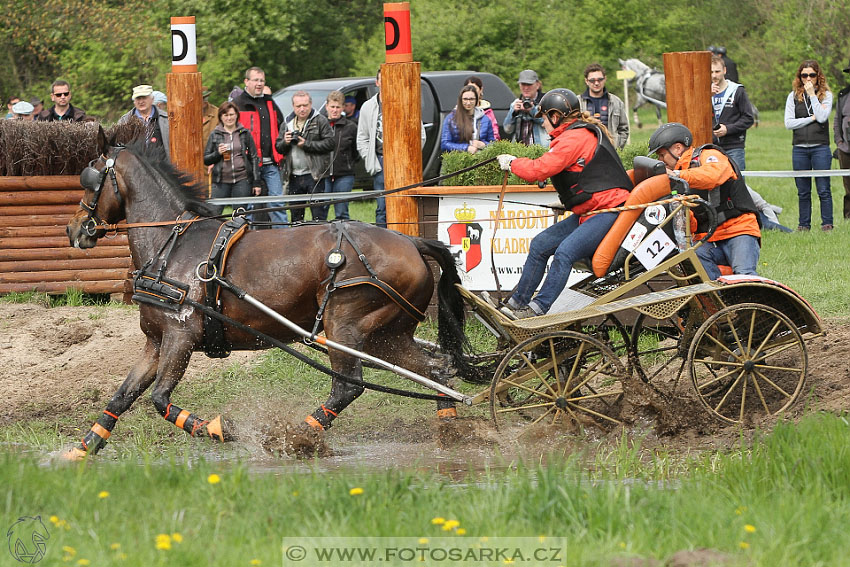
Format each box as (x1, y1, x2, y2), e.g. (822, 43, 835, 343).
(53, 92, 70, 97)
(800, 73, 818, 79)
(587, 78, 605, 83)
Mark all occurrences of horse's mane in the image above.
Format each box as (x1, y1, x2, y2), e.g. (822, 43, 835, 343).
(121, 139, 218, 217)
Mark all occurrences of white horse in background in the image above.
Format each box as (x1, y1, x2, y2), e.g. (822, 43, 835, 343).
(618, 58, 666, 129)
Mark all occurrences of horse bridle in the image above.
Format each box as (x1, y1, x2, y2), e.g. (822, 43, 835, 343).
(79, 147, 125, 236)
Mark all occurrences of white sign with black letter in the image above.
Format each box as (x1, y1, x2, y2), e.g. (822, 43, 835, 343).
(171, 22, 197, 67)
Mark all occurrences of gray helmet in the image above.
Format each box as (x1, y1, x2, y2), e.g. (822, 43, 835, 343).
(535, 88, 580, 123)
(717, 46, 727, 56)
(647, 122, 693, 155)
(707, 45, 718, 54)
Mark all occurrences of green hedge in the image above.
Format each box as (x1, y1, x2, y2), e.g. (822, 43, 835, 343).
(439, 139, 650, 186)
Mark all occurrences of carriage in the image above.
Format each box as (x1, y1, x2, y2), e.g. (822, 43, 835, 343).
(62, 130, 822, 458)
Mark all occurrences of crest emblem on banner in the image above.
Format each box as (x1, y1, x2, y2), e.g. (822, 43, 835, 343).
(447, 202, 482, 272)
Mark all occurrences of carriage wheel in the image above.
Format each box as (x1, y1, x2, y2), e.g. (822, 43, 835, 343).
(489, 331, 627, 430)
(628, 307, 704, 384)
(687, 303, 807, 424)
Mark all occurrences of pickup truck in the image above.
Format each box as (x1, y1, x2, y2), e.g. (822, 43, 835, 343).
(272, 70, 516, 187)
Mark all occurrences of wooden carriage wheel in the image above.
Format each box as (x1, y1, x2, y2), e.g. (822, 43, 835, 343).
(489, 330, 627, 430)
(687, 303, 807, 424)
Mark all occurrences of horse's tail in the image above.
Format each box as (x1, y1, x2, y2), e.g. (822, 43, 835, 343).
(413, 238, 488, 384)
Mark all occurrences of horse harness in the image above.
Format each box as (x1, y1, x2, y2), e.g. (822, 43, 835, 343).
(129, 217, 426, 358)
(79, 148, 125, 236)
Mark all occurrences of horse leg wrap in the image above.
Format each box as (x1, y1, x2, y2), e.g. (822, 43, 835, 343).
(77, 410, 120, 455)
(436, 396, 457, 420)
(163, 403, 211, 438)
(305, 402, 340, 431)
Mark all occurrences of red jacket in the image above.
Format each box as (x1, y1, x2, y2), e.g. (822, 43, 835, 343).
(235, 92, 284, 165)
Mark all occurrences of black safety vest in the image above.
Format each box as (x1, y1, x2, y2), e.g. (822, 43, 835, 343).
(686, 144, 759, 232)
(791, 96, 830, 146)
(550, 121, 633, 210)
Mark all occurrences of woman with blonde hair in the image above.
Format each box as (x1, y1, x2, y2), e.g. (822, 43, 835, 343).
(784, 59, 834, 231)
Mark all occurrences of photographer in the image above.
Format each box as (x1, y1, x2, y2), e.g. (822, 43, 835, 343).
(276, 91, 334, 223)
(502, 69, 549, 147)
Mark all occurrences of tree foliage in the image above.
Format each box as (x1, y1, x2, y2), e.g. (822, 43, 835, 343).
(3, 0, 848, 120)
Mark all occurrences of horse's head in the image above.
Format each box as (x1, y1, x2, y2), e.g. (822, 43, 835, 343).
(67, 126, 129, 249)
(620, 58, 650, 75)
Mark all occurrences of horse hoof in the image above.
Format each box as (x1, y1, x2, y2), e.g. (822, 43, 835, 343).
(436, 407, 458, 421)
(58, 446, 87, 462)
(205, 416, 234, 442)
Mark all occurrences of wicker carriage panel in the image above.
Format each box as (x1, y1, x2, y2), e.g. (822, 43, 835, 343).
(634, 296, 691, 319)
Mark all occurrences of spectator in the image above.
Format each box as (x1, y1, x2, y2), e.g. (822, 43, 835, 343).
(5, 96, 20, 119)
(503, 69, 548, 147)
(748, 186, 792, 233)
(356, 68, 426, 228)
(235, 66, 288, 227)
(316, 91, 358, 221)
(441, 85, 495, 154)
(11, 101, 35, 120)
(578, 63, 629, 149)
(648, 122, 761, 280)
(834, 59, 850, 220)
(710, 54, 754, 170)
(716, 46, 739, 83)
(202, 87, 219, 145)
(203, 101, 263, 215)
(343, 95, 359, 122)
(152, 91, 168, 114)
(30, 98, 43, 116)
(496, 89, 632, 319)
(275, 91, 334, 223)
(464, 76, 500, 140)
(784, 59, 833, 232)
(37, 80, 87, 122)
(119, 84, 169, 160)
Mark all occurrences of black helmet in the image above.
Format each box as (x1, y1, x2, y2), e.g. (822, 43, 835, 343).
(707, 45, 718, 54)
(647, 122, 693, 155)
(535, 88, 580, 124)
(717, 46, 727, 56)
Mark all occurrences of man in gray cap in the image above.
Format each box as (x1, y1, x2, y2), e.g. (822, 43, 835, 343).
(502, 69, 548, 147)
(11, 100, 35, 120)
(835, 59, 850, 219)
(119, 84, 170, 160)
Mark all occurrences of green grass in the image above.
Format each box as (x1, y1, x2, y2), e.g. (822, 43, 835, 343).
(0, 289, 116, 307)
(4, 412, 850, 566)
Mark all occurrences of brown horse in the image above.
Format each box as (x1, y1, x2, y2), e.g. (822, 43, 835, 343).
(63, 128, 469, 459)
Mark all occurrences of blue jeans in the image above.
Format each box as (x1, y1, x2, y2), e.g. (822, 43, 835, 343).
(695, 234, 760, 280)
(792, 144, 833, 228)
(262, 164, 289, 226)
(724, 147, 746, 171)
(319, 175, 355, 220)
(374, 155, 386, 228)
(511, 212, 618, 313)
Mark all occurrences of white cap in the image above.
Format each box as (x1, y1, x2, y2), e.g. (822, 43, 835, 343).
(12, 101, 34, 115)
(132, 84, 153, 99)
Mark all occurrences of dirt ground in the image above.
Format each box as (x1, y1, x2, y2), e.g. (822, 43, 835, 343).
(2, 302, 849, 461)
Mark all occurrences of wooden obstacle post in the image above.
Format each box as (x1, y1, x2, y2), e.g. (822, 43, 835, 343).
(381, 2, 422, 237)
(167, 16, 205, 183)
(662, 51, 713, 146)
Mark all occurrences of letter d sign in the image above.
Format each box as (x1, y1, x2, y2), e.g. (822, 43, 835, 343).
(384, 2, 412, 63)
(171, 16, 197, 73)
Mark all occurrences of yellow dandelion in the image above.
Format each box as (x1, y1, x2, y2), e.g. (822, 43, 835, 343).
(207, 473, 221, 484)
(442, 520, 460, 531)
(171, 533, 183, 543)
(503, 559, 515, 565)
(735, 506, 746, 515)
(418, 538, 429, 544)
(118, 553, 128, 561)
(62, 546, 76, 557)
(456, 528, 467, 535)
(349, 487, 364, 495)
(292, 491, 299, 497)
(98, 491, 110, 499)
(619, 542, 627, 549)
(739, 541, 750, 550)
(110, 543, 121, 550)
(49, 516, 59, 525)
(250, 560, 262, 566)
(431, 517, 446, 525)
(538, 535, 546, 543)
(77, 559, 91, 566)
(744, 524, 756, 533)
(155, 533, 172, 550)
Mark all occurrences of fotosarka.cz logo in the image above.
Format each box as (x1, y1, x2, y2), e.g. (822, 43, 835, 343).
(7, 516, 50, 564)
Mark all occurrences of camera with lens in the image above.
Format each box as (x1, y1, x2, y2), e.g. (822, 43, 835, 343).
(289, 130, 302, 145)
(521, 97, 535, 111)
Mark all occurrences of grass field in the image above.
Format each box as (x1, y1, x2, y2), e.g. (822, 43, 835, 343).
(3, 107, 850, 566)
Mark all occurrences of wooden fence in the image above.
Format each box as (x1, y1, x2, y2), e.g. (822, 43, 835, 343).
(0, 176, 132, 295)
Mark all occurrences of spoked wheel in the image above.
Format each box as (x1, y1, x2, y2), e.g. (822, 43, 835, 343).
(687, 303, 807, 424)
(628, 306, 703, 384)
(490, 331, 627, 430)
